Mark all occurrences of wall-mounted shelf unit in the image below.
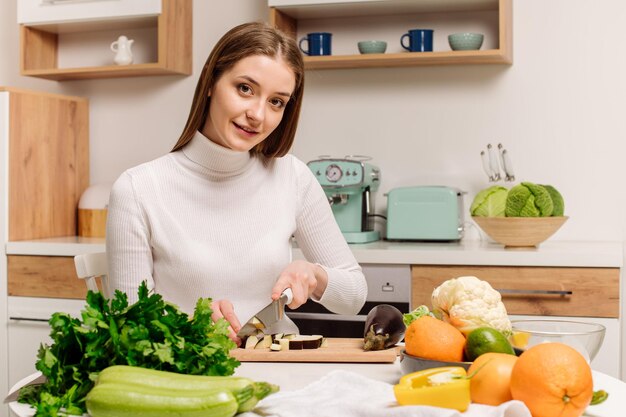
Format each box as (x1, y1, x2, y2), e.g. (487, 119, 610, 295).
(19, 0, 191, 81)
(269, 0, 512, 69)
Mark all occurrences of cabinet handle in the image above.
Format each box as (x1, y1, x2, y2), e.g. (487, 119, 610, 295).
(9, 316, 49, 322)
(41, 0, 115, 5)
(286, 312, 366, 322)
(496, 289, 573, 297)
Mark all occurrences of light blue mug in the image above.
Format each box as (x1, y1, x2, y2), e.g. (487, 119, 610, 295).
(299, 32, 332, 56)
(401, 29, 434, 52)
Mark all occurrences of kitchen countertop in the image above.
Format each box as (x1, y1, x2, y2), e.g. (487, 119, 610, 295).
(6, 237, 623, 267)
(234, 359, 622, 417)
(10, 360, 624, 416)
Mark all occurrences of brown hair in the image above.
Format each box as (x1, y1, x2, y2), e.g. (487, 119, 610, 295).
(172, 22, 305, 158)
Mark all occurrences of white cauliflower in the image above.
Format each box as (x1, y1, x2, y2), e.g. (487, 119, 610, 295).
(431, 276, 512, 336)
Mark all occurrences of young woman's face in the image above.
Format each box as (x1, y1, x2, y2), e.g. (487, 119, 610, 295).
(201, 54, 296, 153)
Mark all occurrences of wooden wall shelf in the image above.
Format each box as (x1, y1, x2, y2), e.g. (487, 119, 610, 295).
(270, 0, 512, 69)
(19, 0, 191, 81)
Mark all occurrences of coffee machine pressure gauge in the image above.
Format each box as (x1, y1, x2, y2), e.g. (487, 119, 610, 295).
(325, 164, 343, 183)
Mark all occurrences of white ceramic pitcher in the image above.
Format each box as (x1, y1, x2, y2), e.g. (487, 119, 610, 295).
(110, 35, 134, 65)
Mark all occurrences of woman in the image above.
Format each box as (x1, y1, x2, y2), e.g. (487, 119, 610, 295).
(106, 22, 367, 344)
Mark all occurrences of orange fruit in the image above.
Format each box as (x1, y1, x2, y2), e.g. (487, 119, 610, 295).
(467, 352, 518, 405)
(404, 316, 465, 362)
(510, 342, 593, 417)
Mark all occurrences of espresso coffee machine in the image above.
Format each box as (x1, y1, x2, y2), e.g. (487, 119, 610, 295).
(307, 157, 381, 243)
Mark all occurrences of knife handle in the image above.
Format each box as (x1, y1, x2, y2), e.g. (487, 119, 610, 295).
(281, 288, 293, 304)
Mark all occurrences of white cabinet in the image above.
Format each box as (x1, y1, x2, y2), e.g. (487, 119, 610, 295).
(18, 0, 161, 26)
(7, 297, 85, 417)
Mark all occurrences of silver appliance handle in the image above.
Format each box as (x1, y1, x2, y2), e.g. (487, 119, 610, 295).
(9, 317, 49, 323)
(286, 312, 366, 322)
(497, 289, 573, 296)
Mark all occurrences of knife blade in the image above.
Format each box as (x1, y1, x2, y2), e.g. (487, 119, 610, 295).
(4, 371, 46, 404)
(236, 288, 293, 338)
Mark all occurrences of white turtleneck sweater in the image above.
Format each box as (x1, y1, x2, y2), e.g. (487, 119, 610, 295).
(106, 132, 367, 330)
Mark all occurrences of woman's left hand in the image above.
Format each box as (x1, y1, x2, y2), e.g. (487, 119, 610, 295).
(271, 260, 328, 309)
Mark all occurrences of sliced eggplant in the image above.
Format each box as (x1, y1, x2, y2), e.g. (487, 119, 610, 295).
(288, 335, 323, 350)
(270, 343, 281, 351)
(278, 339, 290, 351)
(255, 334, 272, 349)
(244, 335, 260, 350)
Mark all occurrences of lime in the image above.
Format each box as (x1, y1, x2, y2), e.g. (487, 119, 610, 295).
(465, 327, 515, 361)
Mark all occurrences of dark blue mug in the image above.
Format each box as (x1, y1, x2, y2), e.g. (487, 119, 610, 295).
(299, 32, 332, 56)
(401, 29, 434, 52)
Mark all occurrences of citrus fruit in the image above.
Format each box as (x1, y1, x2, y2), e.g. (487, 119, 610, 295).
(467, 352, 518, 405)
(404, 316, 466, 362)
(465, 327, 515, 361)
(510, 342, 593, 417)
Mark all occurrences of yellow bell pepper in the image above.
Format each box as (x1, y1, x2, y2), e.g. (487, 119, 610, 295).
(393, 366, 470, 411)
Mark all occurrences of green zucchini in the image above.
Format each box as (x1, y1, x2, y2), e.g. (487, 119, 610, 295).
(86, 382, 238, 417)
(95, 365, 278, 413)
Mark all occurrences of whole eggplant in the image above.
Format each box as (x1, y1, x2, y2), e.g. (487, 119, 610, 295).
(363, 304, 406, 351)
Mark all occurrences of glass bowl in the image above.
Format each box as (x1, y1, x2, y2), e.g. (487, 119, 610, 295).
(510, 319, 605, 361)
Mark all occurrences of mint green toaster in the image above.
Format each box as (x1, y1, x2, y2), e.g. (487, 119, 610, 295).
(386, 186, 464, 241)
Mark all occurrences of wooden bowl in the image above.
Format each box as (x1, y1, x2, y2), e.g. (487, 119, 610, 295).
(472, 216, 568, 248)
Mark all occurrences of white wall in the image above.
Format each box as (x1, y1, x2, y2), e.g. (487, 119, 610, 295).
(1, 0, 625, 242)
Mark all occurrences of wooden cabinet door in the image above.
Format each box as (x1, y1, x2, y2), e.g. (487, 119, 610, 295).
(7, 255, 99, 299)
(411, 265, 619, 318)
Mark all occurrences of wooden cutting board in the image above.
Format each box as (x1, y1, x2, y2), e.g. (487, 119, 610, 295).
(230, 337, 399, 363)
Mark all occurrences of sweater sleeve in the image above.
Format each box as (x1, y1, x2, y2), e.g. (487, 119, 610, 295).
(292, 159, 367, 315)
(105, 170, 155, 302)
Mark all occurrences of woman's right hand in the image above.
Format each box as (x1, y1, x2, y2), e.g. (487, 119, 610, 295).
(211, 299, 242, 346)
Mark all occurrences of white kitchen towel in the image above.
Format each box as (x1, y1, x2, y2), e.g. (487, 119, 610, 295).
(239, 370, 531, 417)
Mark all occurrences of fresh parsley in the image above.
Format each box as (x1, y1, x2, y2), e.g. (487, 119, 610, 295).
(19, 282, 239, 416)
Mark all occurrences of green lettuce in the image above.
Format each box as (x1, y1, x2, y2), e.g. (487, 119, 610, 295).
(543, 184, 565, 216)
(402, 305, 433, 327)
(470, 185, 508, 217)
(505, 182, 553, 217)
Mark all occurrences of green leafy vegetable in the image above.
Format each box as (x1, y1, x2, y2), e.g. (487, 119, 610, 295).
(505, 182, 553, 217)
(542, 184, 565, 216)
(19, 282, 239, 416)
(590, 389, 609, 405)
(402, 305, 433, 327)
(470, 186, 508, 217)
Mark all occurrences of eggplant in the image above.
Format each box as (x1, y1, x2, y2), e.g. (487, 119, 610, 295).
(363, 304, 406, 351)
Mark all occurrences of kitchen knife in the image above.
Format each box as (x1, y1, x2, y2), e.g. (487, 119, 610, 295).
(236, 288, 293, 338)
(4, 371, 46, 404)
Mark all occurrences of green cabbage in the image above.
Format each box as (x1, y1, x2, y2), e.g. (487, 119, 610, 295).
(470, 185, 508, 217)
(543, 184, 564, 216)
(505, 182, 553, 217)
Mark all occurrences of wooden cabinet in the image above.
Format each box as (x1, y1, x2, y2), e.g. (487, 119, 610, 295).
(269, 0, 512, 69)
(0, 88, 89, 414)
(7, 255, 94, 299)
(411, 265, 620, 318)
(411, 265, 622, 377)
(0, 88, 89, 240)
(19, 0, 191, 80)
